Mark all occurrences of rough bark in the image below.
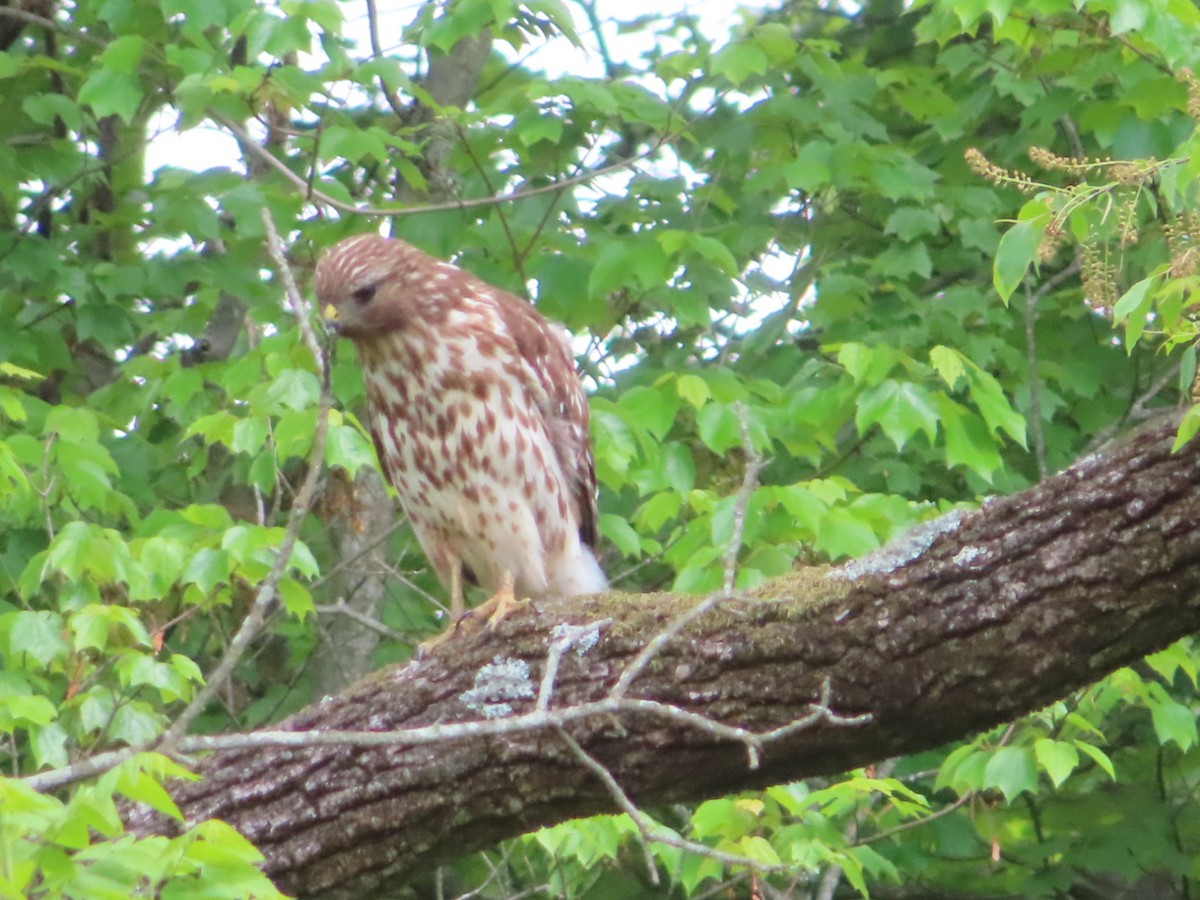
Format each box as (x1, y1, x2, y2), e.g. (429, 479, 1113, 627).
(129, 412, 1200, 899)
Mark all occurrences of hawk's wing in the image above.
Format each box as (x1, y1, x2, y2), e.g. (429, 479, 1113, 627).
(493, 290, 601, 552)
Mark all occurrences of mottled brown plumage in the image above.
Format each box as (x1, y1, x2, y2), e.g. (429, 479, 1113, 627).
(315, 234, 606, 632)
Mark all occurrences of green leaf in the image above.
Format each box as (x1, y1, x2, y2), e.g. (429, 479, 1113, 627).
(836, 342, 899, 384)
(4, 610, 68, 668)
(1112, 275, 1157, 351)
(320, 125, 389, 163)
(1109, 0, 1147, 34)
(23, 93, 83, 130)
(814, 508, 879, 560)
(182, 548, 231, 596)
(885, 207, 941, 241)
(600, 514, 641, 558)
(30, 722, 68, 769)
(1146, 684, 1198, 750)
(185, 411, 237, 447)
(935, 395, 1001, 481)
(1145, 640, 1198, 687)
(0, 693, 56, 727)
(160, 0, 228, 29)
(265, 368, 320, 413)
(588, 241, 670, 297)
(855, 380, 940, 449)
(0, 50, 23, 79)
(77, 69, 143, 124)
(99, 35, 145, 73)
(929, 345, 967, 389)
(963, 363, 1026, 446)
(112, 755, 186, 821)
(617, 385, 679, 439)
(277, 579, 314, 618)
(1033, 738, 1079, 788)
(732, 834, 782, 866)
(325, 422, 377, 476)
(993, 213, 1047, 304)
(753, 22, 798, 63)
(695, 403, 740, 453)
(712, 42, 769, 86)
(784, 140, 832, 192)
(676, 374, 711, 409)
(231, 417, 268, 456)
(1073, 741, 1116, 780)
(516, 111, 563, 147)
(982, 745, 1037, 801)
(107, 701, 163, 746)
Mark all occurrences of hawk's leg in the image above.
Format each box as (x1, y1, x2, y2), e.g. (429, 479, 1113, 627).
(419, 555, 467, 654)
(448, 558, 465, 621)
(475, 570, 530, 630)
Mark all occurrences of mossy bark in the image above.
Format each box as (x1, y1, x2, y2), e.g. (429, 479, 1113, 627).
(128, 412, 1200, 899)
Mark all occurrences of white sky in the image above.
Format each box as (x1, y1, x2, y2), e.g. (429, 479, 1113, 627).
(144, 1, 765, 175)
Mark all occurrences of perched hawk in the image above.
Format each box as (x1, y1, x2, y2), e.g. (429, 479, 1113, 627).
(315, 234, 607, 638)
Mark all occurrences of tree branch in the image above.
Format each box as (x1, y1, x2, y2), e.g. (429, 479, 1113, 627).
(125, 412, 1200, 899)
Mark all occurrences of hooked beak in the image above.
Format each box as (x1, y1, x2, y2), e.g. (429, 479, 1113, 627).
(323, 303, 342, 333)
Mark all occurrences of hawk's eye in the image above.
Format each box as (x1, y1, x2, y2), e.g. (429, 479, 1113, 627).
(352, 284, 377, 305)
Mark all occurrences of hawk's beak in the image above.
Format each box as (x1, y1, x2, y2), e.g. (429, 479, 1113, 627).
(323, 303, 341, 332)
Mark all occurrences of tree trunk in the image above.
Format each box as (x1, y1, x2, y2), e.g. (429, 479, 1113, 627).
(128, 412, 1200, 899)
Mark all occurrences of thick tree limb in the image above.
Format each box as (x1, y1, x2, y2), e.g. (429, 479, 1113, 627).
(128, 412, 1200, 899)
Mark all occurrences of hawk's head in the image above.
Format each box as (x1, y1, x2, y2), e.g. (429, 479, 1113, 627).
(315, 234, 439, 338)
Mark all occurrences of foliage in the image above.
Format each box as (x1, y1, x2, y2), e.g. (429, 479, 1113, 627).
(0, 0, 1198, 896)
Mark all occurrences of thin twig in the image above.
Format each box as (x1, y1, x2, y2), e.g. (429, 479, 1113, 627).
(611, 404, 767, 699)
(167, 694, 860, 753)
(556, 728, 661, 884)
(610, 592, 725, 700)
(1023, 259, 1080, 479)
(1023, 287, 1048, 480)
(262, 210, 325, 363)
(854, 791, 973, 846)
(26, 672, 868, 791)
(556, 728, 787, 877)
(212, 110, 667, 218)
(723, 402, 767, 595)
(157, 213, 332, 747)
(24, 747, 140, 792)
(315, 600, 415, 646)
(363, 0, 410, 122)
(536, 620, 612, 711)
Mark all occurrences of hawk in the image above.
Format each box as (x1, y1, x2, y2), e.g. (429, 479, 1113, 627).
(315, 234, 607, 640)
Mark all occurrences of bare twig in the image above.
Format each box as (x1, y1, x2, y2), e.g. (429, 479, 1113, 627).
(1023, 287, 1048, 480)
(26, 647, 867, 791)
(157, 214, 332, 747)
(363, 0, 410, 122)
(556, 727, 661, 884)
(556, 728, 786, 877)
(612, 403, 768, 699)
(261, 210, 326, 364)
(723, 402, 767, 594)
(24, 747, 141, 792)
(854, 790, 973, 846)
(141, 682, 867, 756)
(315, 600, 416, 646)
(1023, 260, 1080, 479)
(536, 620, 612, 711)
(610, 592, 725, 700)
(211, 110, 668, 218)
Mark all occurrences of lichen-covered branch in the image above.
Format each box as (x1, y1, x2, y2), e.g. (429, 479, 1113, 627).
(128, 413, 1200, 900)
